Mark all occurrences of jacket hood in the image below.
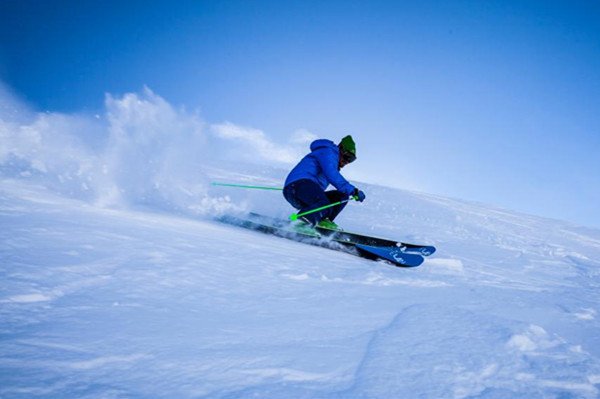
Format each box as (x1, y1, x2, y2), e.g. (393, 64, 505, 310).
(310, 139, 337, 152)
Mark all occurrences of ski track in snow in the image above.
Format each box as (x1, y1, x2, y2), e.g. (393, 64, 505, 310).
(1, 178, 600, 398)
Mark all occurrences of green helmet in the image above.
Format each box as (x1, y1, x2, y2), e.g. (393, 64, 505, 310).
(339, 135, 356, 154)
(339, 135, 356, 162)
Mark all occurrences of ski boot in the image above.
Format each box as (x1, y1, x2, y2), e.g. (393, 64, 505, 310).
(317, 218, 342, 231)
(292, 217, 321, 237)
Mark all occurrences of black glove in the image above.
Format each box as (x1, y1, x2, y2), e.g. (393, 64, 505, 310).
(352, 188, 366, 202)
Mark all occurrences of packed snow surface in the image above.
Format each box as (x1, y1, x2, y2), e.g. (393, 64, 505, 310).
(2, 173, 600, 398)
(1, 89, 600, 397)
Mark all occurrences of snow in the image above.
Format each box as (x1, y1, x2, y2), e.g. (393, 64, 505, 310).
(2, 174, 600, 398)
(1, 89, 600, 397)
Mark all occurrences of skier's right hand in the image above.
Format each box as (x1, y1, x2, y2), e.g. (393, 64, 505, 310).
(353, 188, 366, 202)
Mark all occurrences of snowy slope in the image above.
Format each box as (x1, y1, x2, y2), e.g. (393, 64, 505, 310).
(1, 89, 600, 397)
(2, 172, 600, 398)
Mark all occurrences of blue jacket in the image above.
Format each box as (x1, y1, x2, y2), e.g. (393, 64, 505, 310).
(284, 139, 356, 196)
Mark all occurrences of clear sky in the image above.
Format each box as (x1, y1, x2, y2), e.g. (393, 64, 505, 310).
(1, 0, 599, 228)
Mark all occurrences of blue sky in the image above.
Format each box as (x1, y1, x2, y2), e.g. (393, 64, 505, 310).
(1, 0, 599, 227)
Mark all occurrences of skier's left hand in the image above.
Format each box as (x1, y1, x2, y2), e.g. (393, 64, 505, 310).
(353, 188, 366, 202)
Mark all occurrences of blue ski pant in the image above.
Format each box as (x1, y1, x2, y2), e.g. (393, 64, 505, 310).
(283, 179, 349, 224)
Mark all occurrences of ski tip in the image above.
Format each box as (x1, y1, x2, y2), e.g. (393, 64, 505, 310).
(355, 244, 424, 267)
(419, 246, 436, 256)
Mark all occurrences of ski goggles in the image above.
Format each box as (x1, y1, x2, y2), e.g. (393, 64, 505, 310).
(341, 150, 356, 164)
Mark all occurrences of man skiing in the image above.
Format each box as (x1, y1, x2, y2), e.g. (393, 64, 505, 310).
(283, 135, 366, 230)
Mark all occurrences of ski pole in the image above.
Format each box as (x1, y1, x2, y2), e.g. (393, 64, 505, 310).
(211, 182, 283, 191)
(289, 198, 354, 221)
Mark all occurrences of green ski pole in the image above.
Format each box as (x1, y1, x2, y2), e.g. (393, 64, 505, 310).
(289, 198, 354, 221)
(211, 182, 283, 191)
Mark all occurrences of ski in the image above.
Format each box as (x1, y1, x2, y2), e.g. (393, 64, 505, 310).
(247, 213, 436, 256)
(218, 213, 427, 268)
(355, 244, 424, 267)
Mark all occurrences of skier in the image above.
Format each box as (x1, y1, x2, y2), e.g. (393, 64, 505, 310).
(283, 135, 366, 231)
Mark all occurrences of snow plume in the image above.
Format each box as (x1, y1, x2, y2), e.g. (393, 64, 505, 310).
(0, 85, 310, 216)
(0, 95, 101, 202)
(99, 87, 210, 211)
